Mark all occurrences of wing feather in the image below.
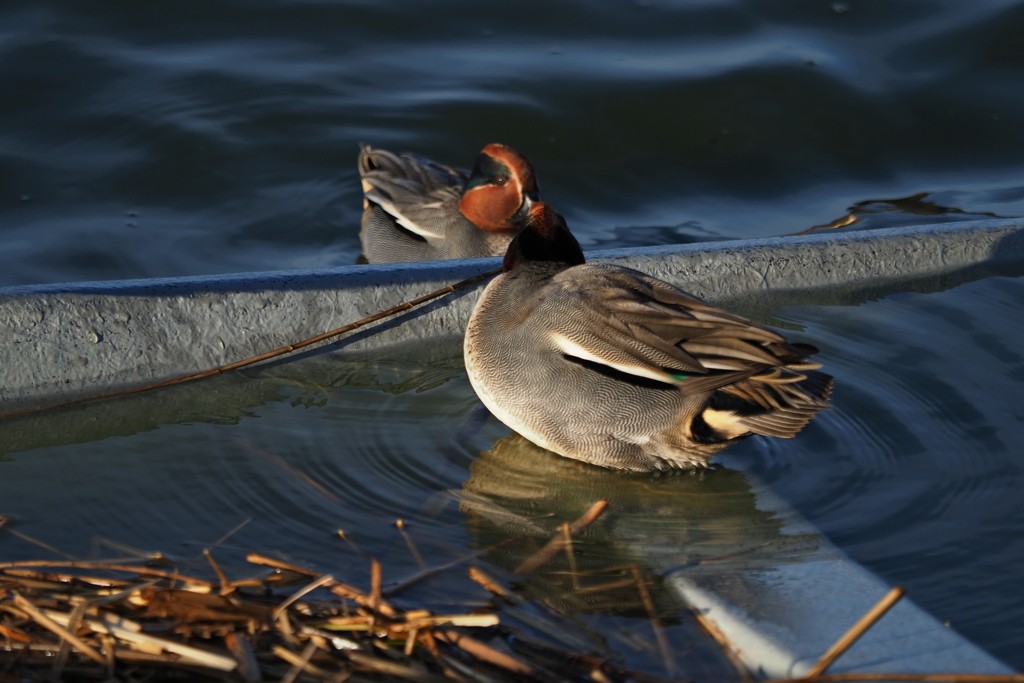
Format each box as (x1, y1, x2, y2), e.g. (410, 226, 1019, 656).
(542, 264, 823, 396)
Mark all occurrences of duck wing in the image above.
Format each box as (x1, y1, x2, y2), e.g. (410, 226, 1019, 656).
(358, 145, 468, 240)
(545, 264, 823, 397)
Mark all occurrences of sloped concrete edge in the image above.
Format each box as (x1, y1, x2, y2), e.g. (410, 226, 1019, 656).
(1, 217, 1021, 411)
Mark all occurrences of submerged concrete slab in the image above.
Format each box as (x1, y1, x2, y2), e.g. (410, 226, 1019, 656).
(0, 219, 1021, 676)
(665, 478, 1013, 677)
(1, 218, 1022, 413)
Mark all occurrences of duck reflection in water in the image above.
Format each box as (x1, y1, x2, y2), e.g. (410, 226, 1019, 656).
(457, 433, 819, 616)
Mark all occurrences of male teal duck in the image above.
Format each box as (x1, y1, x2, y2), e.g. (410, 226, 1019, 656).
(358, 143, 540, 263)
(464, 202, 832, 471)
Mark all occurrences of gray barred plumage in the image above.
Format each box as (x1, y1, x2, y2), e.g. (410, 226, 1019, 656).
(465, 202, 832, 471)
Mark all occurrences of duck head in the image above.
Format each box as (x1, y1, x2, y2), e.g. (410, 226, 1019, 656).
(459, 143, 540, 233)
(503, 202, 586, 272)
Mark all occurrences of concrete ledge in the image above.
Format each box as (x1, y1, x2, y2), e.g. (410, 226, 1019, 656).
(2, 218, 1022, 412)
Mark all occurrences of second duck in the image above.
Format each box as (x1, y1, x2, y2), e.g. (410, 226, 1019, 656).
(358, 143, 540, 263)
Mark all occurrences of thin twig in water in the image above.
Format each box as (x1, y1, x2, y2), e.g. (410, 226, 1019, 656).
(396, 519, 427, 571)
(467, 566, 519, 604)
(515, 500, 609, 574)
(688, 603, 756, 682)
(6, 529, 77, 561)
(0, 560, 214, 587)
(246, 553, 396, 617)
(336, 529, 363, 556)
(370, 558, 382, 618)
(381, 536, 523, 598)
(203, 548, 234, 595)
(561, 522, 579, 591)
(435, 628, 537, 678)
(631, 565, 674, 679)
(805, 586, 905, 677)
(211, 517, 252, 547)
(273, 574, 335, 619)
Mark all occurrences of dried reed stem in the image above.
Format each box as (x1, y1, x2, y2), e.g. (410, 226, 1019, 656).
(370, 558, 382, 617)
(279, 640, 319, 683)
(396, 519, 427, 571)
(688, 604, 756, 682)
(561, 522, 580, 590)
(467, 566, 518, 603)
(273, 643, 331, 679)
(631, 565, 674, 678)
(0, 560, 213, 587)
(246, 553, 396, 617)
(805, 586, 905, 677)
(203, 548, 234, 595)
(273, 574, 335, 619)
(210, 517, 252, 547)
(515, 500, 609, 574)
(435, 628, 537, 677)
(12, 592, 107, 667)
(381, 536, 523, 598)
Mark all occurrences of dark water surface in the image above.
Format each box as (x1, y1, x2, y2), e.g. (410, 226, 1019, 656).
(3, 0, 1024, 672)
(4, 0, 1024, 285)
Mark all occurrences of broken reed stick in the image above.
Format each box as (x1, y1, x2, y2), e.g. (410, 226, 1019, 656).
(435, 628, 537, 677)
(467, 566, 519, 604)
(245, 552, 397, 617)
(272, 573, 335, 619)
(396, 519, 427, 571)
(805, 586, 906, 677)
(688, 604, 757, 683)
(271, 644, 331, 680)
(0, 560, 214, 588)
(0, 265, 501, 421)
(6, 528, 77, 560)
(210, 517, 252, 547)
(631, 564, 674, 679)
(202, 548, 234, 595)
(514, 500, 609, 574)
(50, 599, 92, 681)
(380, 535, 524, 598)
(279, 640, 319, 683)
(11, 592, 107, 667)
(370, 558, 382, 616)
(561, 522, 580, 591)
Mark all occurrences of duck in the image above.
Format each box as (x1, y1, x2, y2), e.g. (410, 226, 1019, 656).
(464, 202, 833, 472)
(357, 143, 540, 263)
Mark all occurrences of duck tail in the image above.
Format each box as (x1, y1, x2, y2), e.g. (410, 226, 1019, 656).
(720, 370, 833, 439)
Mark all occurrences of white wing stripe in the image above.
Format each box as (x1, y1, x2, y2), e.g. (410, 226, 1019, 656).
(550, 333, 678, 384)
